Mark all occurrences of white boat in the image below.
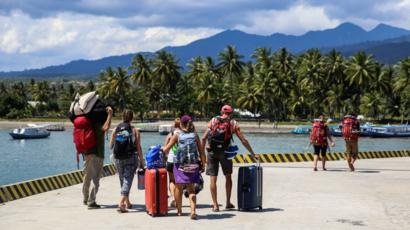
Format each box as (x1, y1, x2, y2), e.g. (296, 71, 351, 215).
(158, 125, 173, 135)
(368, 125, 410, 138)
(9, 127, 50, 139)
(27, 123, 65, 131)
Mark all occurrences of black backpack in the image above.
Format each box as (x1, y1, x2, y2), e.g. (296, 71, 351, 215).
(113, 122, 135, 159)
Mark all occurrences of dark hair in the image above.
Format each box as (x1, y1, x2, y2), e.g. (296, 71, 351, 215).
(181, 120, 195, 133)
(122, 109, 134, 123)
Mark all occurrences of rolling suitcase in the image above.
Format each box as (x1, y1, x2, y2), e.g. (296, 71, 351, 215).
(145, 168, 168, 216)
(237, 162, 263, 211)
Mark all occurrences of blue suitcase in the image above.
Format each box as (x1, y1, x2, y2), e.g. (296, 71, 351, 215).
(237, 164, 263, 211)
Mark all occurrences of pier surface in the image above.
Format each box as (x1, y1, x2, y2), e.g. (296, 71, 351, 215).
(1, 157, 410, 230)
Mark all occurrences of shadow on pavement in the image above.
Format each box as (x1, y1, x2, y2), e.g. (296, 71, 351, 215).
(101, 204, 146, 212)
(355, 170, 380, 173)
(200, 213, 236, 220)
(236, 208, 284, 213)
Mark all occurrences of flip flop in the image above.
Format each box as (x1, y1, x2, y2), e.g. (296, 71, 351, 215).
(190, 213, 198, 220)
(212, 206, 220, 212)
(225, 204, 235, 209)
(117, 208, 128, 213)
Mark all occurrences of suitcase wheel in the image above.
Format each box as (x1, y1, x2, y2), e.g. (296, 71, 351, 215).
(258, 206, 262, 210)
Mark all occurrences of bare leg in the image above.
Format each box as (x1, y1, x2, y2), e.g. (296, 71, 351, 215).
(175, 184, 183, 216)
(118, 195, 127, 212)
(210, 176, 219, 211)
(169, 172, 176, 207)
(313, 155, 319, 171)
(225, 174, 234, 208)
(186, 184, 197, 219)
(322, 155, 327, 170)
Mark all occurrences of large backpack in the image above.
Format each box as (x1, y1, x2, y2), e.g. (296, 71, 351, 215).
(310, 119, 326, 146)
(145, 145, 164, 169)
(176, 131, 199, 165)
(69, 91, 99, 120)
(113, 122, 135, 160)
(342, 115, 359, 141)
(73, 116, 96, 168)
(209, 116, 233, 151)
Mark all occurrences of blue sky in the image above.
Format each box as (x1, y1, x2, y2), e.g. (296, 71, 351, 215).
(0, 0, 409, 71)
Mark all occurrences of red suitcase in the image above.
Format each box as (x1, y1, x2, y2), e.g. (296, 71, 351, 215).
(145, 168, 168, 216)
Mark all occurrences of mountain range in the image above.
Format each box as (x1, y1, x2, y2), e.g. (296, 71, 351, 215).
(1, 22, 410, 79)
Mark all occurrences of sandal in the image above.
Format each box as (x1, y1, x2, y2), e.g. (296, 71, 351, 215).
(190, 213, 198, 220)
(225, 203, 235, 209)
(117, 208, 128, 213)
(313, 168, 318, 171)
(127, 204, 132, 209)
(212, 205, 220, 212)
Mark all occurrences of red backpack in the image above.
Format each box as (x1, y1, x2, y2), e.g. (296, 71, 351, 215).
(73, 116, 96, 167)
(310, 119, 326, 145)
(209, 116, 233, 151)
(342, 116, 359, 141)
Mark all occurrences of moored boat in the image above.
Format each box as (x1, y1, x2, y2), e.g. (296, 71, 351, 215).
(9, 127, 51, 139)
(158, 124, 173, 135)
(291, 126, 311, 134)
(368, 125, 410, 138)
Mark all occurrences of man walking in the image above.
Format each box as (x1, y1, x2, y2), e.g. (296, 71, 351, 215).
(83, 106, 113, 208)
(202, 105, 258, 212)
(341, 113, 360, 172)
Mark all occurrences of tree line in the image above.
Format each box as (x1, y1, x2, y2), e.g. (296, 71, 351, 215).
(1, 46, 409, 122)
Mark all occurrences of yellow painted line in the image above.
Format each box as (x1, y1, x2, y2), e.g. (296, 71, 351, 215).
(55, 176, 65, 188)
(44, 178, 55, 190)
(272, 154, 282, 163)
(33, 180, 45, 193)
(50, 177, 60, 189)
(60, 175, 70, 187)
(15, 185, 27, 198)
(265, 154, 276, 163)
(28, 181, 39, 195)
(21, 183, 33, 196)
(236, 155, 245, 164)
(0, 189, 7, 203)
(294, 153, 304, 162)
(244, 154, 254, 163)
(6, 187, 19, 200)
(232, 157, 238, 164)
(259, 153, 267, 163)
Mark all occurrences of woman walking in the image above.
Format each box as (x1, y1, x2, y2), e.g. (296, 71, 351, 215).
(109, 110, 144, 213)
(162, 115, 206, 220)
(164, 118, 181, 208)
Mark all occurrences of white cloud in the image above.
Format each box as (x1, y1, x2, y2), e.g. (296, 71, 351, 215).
(0, 10, 221, 71)
(234, 3, 340, 35)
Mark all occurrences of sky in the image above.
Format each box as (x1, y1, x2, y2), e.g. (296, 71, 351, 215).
(1, 0, 410, 71)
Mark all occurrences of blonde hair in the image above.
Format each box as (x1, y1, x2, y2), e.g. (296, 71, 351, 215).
(122, 109, 134, 123)
(174, 118, 181, 129)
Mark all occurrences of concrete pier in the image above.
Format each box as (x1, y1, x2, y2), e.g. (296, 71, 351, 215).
(1, 157, 410, 230)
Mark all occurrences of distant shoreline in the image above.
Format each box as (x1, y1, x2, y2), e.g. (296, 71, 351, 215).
(0, 120, 295, 134)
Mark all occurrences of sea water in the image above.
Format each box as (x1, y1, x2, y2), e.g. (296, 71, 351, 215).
(1, 129, 410, 185)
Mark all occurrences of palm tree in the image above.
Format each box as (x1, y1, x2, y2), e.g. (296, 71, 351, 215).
(152, 50, 181, 92)
(345, 51, 377, 112)
(237, 84, 264, 126)
(217, 45, 245, 106)
(394, 57, 410, 122)
(130, 54, 152, 87)
(111, 67, 131, 111)
(323, 49, 346, 118)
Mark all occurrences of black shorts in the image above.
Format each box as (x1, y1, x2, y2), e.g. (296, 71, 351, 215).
(166, 162, 174, 173)
(313, 145, 327, 157)
(206, 150, 233, 176)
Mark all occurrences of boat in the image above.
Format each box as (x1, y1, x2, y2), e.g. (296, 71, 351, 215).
(158, 124, 173, 135)
(367, 125, 410, 138)
(9, 127, 51, 139)
(291, 126, 311, 134)
(330, 122, 376, 137)
(134, 123, 159, 132)
(27, 123, 65, 131)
